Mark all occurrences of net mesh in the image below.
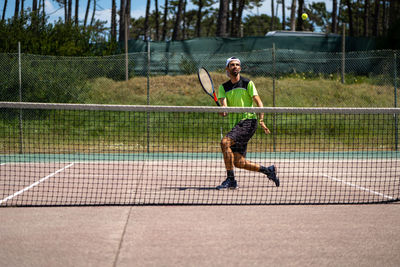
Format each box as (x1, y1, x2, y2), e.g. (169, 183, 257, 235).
(1, 102, 399, 206)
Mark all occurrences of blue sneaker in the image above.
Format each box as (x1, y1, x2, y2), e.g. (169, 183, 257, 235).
(216, 178, 237, 190)
(267, 165, 279, 187)
(262, 165, 279, 187)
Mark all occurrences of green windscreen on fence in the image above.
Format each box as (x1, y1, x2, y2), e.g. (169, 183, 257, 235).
(121, 36, 378, 54)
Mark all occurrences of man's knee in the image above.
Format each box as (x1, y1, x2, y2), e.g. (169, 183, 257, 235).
(220, 137, 232, 150)
(233, 157, 246, 168)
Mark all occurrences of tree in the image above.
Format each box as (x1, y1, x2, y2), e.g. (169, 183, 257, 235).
(155, 0, 160, 40)
(373, 0, 379, 36)
(162, 0, 168, 40)
(119, 0, 125, 41)
(68, 0, 72, 23)
(270, 0, 274, 31)
(216, 0, 228, 37)
(382, 0, 387, 36)
(75, 0, 79, 25)
(306, 1, 328, 32)
(243, 14, 281, 36)
(125, 0, 131, 39)
(332, 0, 338, 33)
(84, 0, 91, 28)
(21, 0, 24, 18)
(346, 0, 354, 36)
(172, 0, 184, 40)
(296, 0, 304, 31)
(389, 0, 399, 26)
(195, 0, 204, 37)
(144, 0, 151, 39)
(231, 0, 237, 36)
(182, 0, 187, 39)
(290, 0, 296, 31)
(119, 0, 131, 41)
(356, 0, 361, 35)
(236, 0, 245, 36)
(363, 0, 369, 36)
(63, 0, 67, 22)
(1, 0, 7, 22)
(31, 0, 39, 29)
(90, 0, 96, 27)
(281, 0, 286, 30)
(14, 0, 20, 20)
(111, 0, 116, 40)
(192, 0, 216, 37)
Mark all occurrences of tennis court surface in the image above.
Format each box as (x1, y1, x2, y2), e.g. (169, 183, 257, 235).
(1, 102, 399, 206)
(1, 205, 400, 266)
(1, 103, 400, 266)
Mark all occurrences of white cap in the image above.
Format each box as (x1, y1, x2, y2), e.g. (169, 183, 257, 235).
(225, 57, 241, 67)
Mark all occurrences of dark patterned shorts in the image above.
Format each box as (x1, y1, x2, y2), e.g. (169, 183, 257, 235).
(226, 119, 257, 156)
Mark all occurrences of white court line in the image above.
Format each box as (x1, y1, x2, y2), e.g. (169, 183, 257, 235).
(322, 174, 394, 200)
(0, 163, 75, 205)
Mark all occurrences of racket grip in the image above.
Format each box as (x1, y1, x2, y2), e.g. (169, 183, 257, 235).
(212, 92, 220, 106)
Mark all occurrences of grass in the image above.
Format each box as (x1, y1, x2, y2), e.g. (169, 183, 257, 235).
(0, 74, 398, 154)
(0, 110, 396, 154)
(85, 72, 396, 107)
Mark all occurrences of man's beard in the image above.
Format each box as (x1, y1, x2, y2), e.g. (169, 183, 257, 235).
(229, 69, 240, 77)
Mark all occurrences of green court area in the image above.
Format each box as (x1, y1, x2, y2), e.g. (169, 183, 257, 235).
(1, 151, 399, 163)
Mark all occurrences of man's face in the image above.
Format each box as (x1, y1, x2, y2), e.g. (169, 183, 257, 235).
(227, 60, 241, 77)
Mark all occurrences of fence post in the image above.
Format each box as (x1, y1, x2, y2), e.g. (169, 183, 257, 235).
(18, 42, 23, 154)
(147, 36, 151, 105)
(146, 35, 151, 153)
(272, 43, 276, 152)
(394, 51, 398, 151)
(125, 19, 129, 81)
(341, 23, 346, 84)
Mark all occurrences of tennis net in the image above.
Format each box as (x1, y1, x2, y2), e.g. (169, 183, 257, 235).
(0, 102, 399, 206)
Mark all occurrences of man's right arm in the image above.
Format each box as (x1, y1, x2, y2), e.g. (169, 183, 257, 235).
(219, 97, 227, 117)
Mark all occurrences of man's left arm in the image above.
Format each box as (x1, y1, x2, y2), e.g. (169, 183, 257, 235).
(253, 95, 270, 135)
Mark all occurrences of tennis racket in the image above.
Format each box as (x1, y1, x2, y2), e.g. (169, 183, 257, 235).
(197, 67, 224, 139)
(197, 67, 220, 106)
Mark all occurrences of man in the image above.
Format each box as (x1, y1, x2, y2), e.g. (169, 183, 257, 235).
(216, 56, 279, 190)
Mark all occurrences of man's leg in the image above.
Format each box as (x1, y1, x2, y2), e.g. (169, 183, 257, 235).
(217, 136, 237, 189)
(221, 136, 235, 171)
(233, 152, 260, 171)
(233, 152, 280, 187)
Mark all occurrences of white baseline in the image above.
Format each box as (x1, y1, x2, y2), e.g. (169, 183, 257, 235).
(0, 163, 74, 205)
(323, 174, 394, 200)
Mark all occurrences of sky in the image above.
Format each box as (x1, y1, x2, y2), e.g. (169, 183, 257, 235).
(2, 0, 334, 28)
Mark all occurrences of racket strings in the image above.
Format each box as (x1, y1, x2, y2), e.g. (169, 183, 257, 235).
(198, 70, 214, 94)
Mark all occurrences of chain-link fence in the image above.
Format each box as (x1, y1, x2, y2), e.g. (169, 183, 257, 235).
(0, 49, 398, 107)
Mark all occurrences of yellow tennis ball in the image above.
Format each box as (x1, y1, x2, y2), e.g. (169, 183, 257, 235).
(301, 13, 308, 20)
